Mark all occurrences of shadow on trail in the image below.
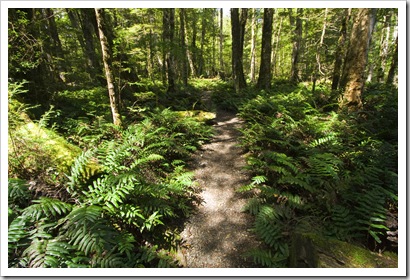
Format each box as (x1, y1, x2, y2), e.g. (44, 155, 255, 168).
(180, 107, 262, 268)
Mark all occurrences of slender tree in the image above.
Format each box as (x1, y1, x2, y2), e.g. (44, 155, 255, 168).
(376, 10, 392, 82)
(95, 8, 122, 127)
(289, 8, 303, 84)
(340, 8, 376, 111)
(79, 8, 101, 81)
(249, 8, 257, 83)
(386, 35, 398, 85)
(312, 8, 328, 93)
(257, 8, 274, 90)
(231, 8, 247, 93)
(43, 8, 67, 83)
(179, 9, 188, 86)
(272, 14, 283, 77)
(219, 8, 225, 78)
(163, 8, 177, 93)
(331, 8, 351, 91)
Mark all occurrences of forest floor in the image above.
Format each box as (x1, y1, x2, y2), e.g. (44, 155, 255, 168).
(178, 92, 261, 268)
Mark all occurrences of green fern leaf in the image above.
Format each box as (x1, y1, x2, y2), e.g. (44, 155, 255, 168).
(22, 197, 72, 221)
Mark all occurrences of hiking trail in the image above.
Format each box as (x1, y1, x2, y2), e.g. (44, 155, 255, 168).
(178, 92, 261, 268)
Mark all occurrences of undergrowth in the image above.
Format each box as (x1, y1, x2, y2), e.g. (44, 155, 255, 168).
(237, 81, 398, 267)
(8, 82, 213, 268)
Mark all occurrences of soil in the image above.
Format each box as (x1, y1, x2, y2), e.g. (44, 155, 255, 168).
(179, 95, 261, 268)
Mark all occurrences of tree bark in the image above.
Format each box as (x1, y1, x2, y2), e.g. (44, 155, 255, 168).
(219, 8, 225, 78)
(257, 8, 274, 90)
(191, 10, 198, 77)
(312, 8, 328, 93)
(250, 8, 257, 83)
(386, 35, 398, 85)
(41, 8, 67, 84)
(272, 15, 283, 77)
(289, 8, 303, 84)
(179, 9, 188, 86)
(95, 8, 122, 127)
(331, 8, 350, 91)
(79, 9, 101, 76)
(231, 8, 247, 93)
(199, 9, 207, 76)
(340, 8, 376, 112)
(377, 11, 392, 82)
(163, 8, 177, 94)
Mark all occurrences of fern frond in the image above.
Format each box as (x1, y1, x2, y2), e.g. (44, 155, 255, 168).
(8, 216, 30, 244)
(8, 178, 31, 206)
(309, 133, 338, 148)
(63, 205, 102, 226)
(22, 197, 73, 221)
(66, 149, 97, 195)
(244, 248, 288, 268)
(243, 197, 264, 215)
(23, 238, 72, 268)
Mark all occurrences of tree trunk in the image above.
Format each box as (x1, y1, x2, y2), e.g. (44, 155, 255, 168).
(219, 8, 225, 78)
(199, 9, 206, 76)
(79, 9, 101, 80)
(212, 9, 217, 77)
(44, 8, 66, 80)
(41, 8, 67, 84)
(163, 8, 177, 94)
(146, 9, 155, 81)
(289, 8, 303, 84)
(257, 8, 274, 90)
(340, 8, 376, 112)
(272, 15, 283, 77)
(331, 8, 350, 91)
(191, 10, 198, 77)
(66, 9, 87, 62)
(179, 9, 188, 86)
(231, 8, 247, 93)
(386, 35, 398, 85)
(250, 8, 257, 83)
(312, 8, 328, 93)
(376, 11, 391, 82)
(95, 8, 122, 127)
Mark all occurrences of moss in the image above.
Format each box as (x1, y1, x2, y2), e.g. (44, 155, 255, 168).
(304, 233, 398, 268)
(9, 122, 82, 174)
(176, 110, 216, 123)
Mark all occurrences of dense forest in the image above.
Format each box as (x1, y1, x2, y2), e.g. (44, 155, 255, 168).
(8, 7, 399, 269)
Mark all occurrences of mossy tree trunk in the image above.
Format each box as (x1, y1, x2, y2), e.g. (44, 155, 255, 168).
(340, 8, 376, 111)
(95, 8, 122, 127)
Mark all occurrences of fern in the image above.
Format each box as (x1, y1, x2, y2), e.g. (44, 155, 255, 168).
(8, 178, 31, 209)
(23, 238, 72, 268)
(66, 149, 98, 196)
(22, 197, 73, 221)
(244, 248, 288, 268)
(309, 133, 338, 148)
(353, 186, 390, 243)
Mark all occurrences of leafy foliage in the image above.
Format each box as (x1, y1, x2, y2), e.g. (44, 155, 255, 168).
(8, 107, 212, 268)
(238, 82, 398, 266)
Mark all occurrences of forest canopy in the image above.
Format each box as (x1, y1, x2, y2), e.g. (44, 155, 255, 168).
(6, 5, 401, 273)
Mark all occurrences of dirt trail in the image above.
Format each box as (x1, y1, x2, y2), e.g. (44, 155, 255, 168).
(179, 97, 261, 268)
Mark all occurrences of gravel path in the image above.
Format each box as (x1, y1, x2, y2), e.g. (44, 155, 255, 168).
(179, 105, 261, 268)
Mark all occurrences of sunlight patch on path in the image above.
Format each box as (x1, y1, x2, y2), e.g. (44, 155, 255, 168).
(180, 109, 261, 268)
